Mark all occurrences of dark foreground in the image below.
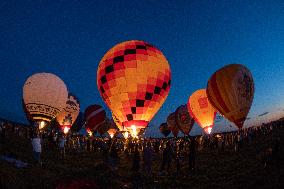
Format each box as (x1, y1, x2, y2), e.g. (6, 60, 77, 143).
(0, 127, 283, 189)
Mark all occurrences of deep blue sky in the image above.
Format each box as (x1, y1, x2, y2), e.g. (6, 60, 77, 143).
(0, 0, 283, 136)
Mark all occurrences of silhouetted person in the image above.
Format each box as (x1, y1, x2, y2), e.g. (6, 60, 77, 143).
(189, 137, 196, 172)
(143, 142, 153, 175)
(160, 141, 173, 174)
(132, 145, 140, 172)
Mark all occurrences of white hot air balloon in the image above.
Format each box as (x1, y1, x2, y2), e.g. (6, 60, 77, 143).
(23, 73, 68, 129)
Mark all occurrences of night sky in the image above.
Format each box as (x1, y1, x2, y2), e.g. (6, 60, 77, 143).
(0, 0, 283, 136)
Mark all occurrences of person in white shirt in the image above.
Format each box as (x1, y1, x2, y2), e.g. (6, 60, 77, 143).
(59, 135, 66, 159)
(31, 133, 42, 164)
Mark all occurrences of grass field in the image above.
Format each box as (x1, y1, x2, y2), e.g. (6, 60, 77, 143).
(0, 127, 283, 189)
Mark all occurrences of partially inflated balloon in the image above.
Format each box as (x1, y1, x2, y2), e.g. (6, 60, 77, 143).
(188, 89, 216, 134)
(175, 105, 195, 135)
(167, 112, 179, 137)
(97, 40, 171, 132)
(159, 123, 171, 137)
(84, 105, 106, 131)
(56, 93, 80, 134)
(23, 73, 68, 129)
(207, 64, 254, 129)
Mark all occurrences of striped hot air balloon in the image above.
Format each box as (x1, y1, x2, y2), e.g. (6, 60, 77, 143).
(97, 40, 171, 135)
(84, 105, 106, 131)
(188, 89, 217, 134)
(207, 64, 254, 129)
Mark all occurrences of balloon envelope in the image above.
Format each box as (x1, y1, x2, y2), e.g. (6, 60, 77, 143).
(97, 40, 171, 131)
(84, 105, 106, 131)
(159, 122, 171, 137)
(175, 105, 195, 135)
(23, 73, 68, 123)
(167, 112, 179, 137)
(56, 93, 80, 133)
(188, 89, 216, 134)
(207, 64, 254, 129)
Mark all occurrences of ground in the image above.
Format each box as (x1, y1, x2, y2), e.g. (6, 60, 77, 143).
(0, 127, 283, 189)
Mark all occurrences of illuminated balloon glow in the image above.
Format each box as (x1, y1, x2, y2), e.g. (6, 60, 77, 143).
(56, 93, 80, 134)
(188, 89, 216, 134)
(207, 64, 254, 129)
(23, 73, 68, 129)
(167, 112, 179, 137)
(175, 105, 195, 136)
(97, 40, 171, 133)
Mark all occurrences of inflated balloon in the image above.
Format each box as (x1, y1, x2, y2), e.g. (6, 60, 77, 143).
(167, 112, 179, 137)
(84, 105, 106, 131)
(175, 105, 195, 135)
(207, 64, 254, 129)
(23, 73, 68, 129)
(71, 112, 84, 132)
(188, 89, 216, 134)
(107, 119, 118, 138)
(97, 40, 171, 132)
(56, 93, 80, 134)
(112, 114, 124, 131)
(97, 121, 109, 136)
(159, 123, 171, 137)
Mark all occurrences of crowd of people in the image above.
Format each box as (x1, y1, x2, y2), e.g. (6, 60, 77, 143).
(0, 119, 282, 175)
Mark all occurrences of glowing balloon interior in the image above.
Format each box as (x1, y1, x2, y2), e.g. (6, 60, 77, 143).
(97, 40, 171, 132)
(188, 89, 217, 134)
(207, 64, 254, 129)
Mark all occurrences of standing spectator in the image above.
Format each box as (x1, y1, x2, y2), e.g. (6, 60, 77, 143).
(32, 133, 42, 165)
(143, 142, 153, 175)
(59, 135, 66, 159)
(189, 137, 196, 172)
(132, 144, 140, 172)
(160, 141, 173, 175)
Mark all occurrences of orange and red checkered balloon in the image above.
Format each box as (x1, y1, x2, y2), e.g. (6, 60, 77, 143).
(97, 40, 171, 130)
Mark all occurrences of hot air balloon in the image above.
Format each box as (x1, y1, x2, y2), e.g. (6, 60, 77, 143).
(207, 64, 254, 129)
(107, 120, 118, 138)
(159, 123, 171, 137)
(112, 113, 124, 131)
(175, 105, 195, 136)
(23, 73, 68, 129)
(56, 93, 80, 134)
(188, 89, 216, 134)
(71, 112, 84, 132)
(167, 112, 179, 137)
(97, 121, 109, 136)
(84, 105, 106, 131)
(97, 40, 171, 136)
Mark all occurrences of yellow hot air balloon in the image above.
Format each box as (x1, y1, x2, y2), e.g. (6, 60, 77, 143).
(188, 89, 216, 134)
(56, 93, 80, 134)
(23, 73, 68, 129)
(207, 64, 254, 129)
(97, 40, 171, 133)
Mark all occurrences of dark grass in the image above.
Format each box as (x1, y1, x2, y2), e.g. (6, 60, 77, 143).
(1, 128, 284, 189)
